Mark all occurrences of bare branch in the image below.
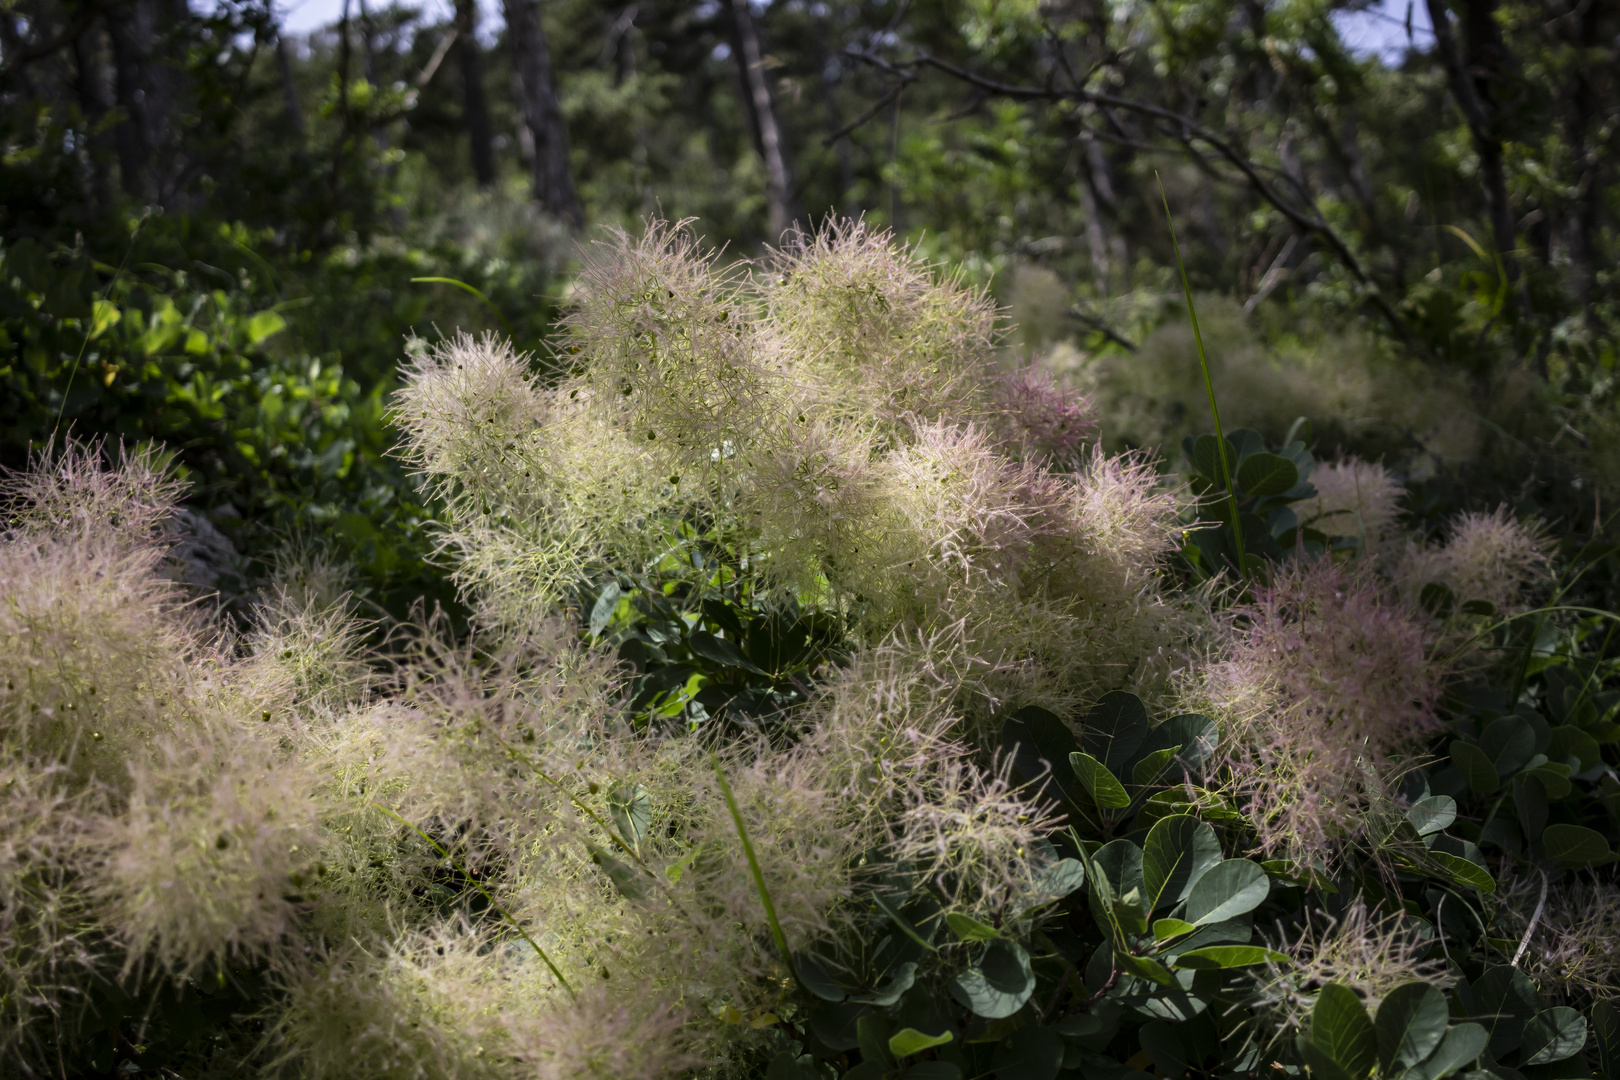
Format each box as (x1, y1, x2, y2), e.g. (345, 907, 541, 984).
(853, 48, 1426, 355)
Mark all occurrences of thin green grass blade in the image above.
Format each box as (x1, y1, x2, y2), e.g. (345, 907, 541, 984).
(1157, 175, 1248, 582)
(713, 755, 804, 991)
(411, 276, 516, 339)
(55, 210, 151, 435)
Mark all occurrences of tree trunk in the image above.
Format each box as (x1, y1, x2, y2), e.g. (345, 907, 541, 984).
(1425, 0, 1518, 282)
(727, 0, 800, 238)
(502, 0, 582, 226)
(272, 5, 306, 139)
(71, 12, 112, 208)
(455, 0, 497, 189)
(106, 0, 158, 199)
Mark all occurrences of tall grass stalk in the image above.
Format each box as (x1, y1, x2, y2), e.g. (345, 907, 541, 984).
(711, 756, 800, 991)
(1157, 175, 1248, 582)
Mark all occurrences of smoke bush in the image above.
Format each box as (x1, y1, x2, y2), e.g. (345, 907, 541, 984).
(1394, 506, 1553, 613)
(1208, 559, 1445, 863)
(12, 221, 1581, 1080)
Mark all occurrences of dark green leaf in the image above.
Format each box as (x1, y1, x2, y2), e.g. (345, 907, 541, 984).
(1407, 795, 1457, 837)
(1236, 451, 1299, 498)
(948, 939, 1035, 1019)
(1521, 1008, 1587, 1065)
(688, 629, 767, 675)
(1412, 1022, 1487, 1080)
(1548, 724, 1602, 775)
(1139, 714, 1219, 777)
(1081, 691, 1149, 773)
(1132, 744, 1183, 787)
(1479, 715, 1537, 777)
(1541, 823, 1614, 868)
(793, 953, 848, 1002)
(587, 844, 649, 900)
(1449, 740, 1501, 795)
(900, 1064, 962, 1080)
(1592, 1000, 1619, 1079)
(851, 961, 916, 1007)
(1142, 814, 1222, 913)
(1429, 852, 1496, 893)
(1035, 857, 1085, 898)
(606, 783, 651, 853)
(1002, 705, 1079, 806)
(1191, 433, 1237, 485)
(1114, 947, 1178, 986)
(858, 1013, 896, 1069)
(589, 581, 622, 637)
(1185, 859, 1270, 925)
(767, 1052, 821, 1080)
(1463, 965, 1539, 1058)
(1309, 983, 1377, 1080)
(1153, 918, 1197, 941)
(1071, 750, 1130, 810)
(992, 1025, 1063, 1080)
(1374, 981, 1449, 1072)
(872, 892, 939, 953)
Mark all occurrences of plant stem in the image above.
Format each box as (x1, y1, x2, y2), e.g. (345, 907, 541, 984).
(372, 802, 574, 997)
(712, 754, 801, 990)
(1157, 175, 1248, 583)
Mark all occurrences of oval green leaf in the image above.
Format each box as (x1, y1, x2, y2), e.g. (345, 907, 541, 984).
(889, 1028, 954, 1059)
(1522, 1007, 1588, 1065)
(1310, 983, 1377, 1080)
(1542, 823, 1615, 868)
(1236, 451, 1300, 498)
(1449, 740, 1500, 795)
(1429, 851, 1497, 893)
(1142, 814, 1222, 913)
(1373, 981, 1449, 1072)
(1070, 750, 1130, 810)
(1173, 944, 1290, 969)
(1186, 859, 1271, 925)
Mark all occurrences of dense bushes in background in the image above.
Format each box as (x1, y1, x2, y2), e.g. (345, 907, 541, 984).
(2, 221, 1616, 1079)
(0, 203, 565, 620)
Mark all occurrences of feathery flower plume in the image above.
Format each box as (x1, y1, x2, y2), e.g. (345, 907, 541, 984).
(1250, 898, 1453, 1034)
(90, 733, 321, 977)
(1296, 457, 1405, 553)
(1395, 506, 1552, 614)
(1209, 559, 1444, 862)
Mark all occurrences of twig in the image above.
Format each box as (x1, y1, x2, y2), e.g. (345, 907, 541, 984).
(1064, 308, 1138, 352)
(1511, 870, 1549, 969)
(823, 75, 914, 146)
(851, 48, 1426, 354)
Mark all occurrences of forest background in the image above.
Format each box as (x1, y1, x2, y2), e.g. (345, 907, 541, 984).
(3, 0, 1617, 617)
